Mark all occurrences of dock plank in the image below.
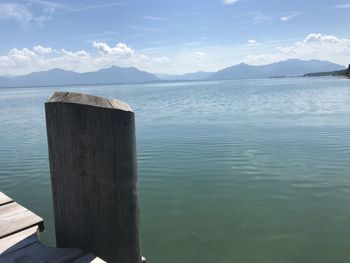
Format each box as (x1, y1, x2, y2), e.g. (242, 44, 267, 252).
(0, 192, 106, 262)
(0, 226, 39, 254)
(0, 192, 12, 206)
(0, 202, 44, 239)
(0, 234, 85, 263)
(0, 229, 106, 263)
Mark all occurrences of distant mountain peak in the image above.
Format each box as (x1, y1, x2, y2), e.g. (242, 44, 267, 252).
(209, 59, 345, 80)
(48, 68, 75, 72)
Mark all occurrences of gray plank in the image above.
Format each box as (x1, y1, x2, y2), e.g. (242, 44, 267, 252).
(0, 226, 38, 254)
(0, 235, 84, 263)
(0, 192, 12, 206)
(0, 192, 104, 263)
(0, 202, 44, 238)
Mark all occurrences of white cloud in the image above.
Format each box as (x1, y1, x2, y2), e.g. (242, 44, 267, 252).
(244, 33, 350, 66)
(142, 16, 167, 21)
(251, 12, 272, 24)
(66, 2, 124, 12)
(0, 3, 33, 24)
(151, 56, 171, 63)
(60, 49, 90, 57)
(0, 48, 38, 70)
(335, 3, 350, 8)
(0, 1, 123, 26)
(33, 45, 52, 54)
(223, 0, 239, 5)
(93, 42, 134, 57)
(9, 48, 37, 61)
(25, 0, 65, 8)
(303, 33, 345, 44)
(247, 39, 257, 46)
(280, 12, 299, 21)
(191, 51, 207, 61)
(1, 33, 349, 76)
(278, 33, 350, 56)
(24, 0, 123, 13)
(244, 54, 284, 65)
(0, 2, 57, 26)
(0, 42, 171, 75)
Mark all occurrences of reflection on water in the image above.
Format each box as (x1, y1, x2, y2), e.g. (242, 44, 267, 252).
(1, 77, 350, 263)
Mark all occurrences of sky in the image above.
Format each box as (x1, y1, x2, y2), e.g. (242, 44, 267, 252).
(0, 0, 350, 75)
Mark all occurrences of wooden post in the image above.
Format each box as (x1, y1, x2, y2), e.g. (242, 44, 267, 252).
(45, 92, 141, 263)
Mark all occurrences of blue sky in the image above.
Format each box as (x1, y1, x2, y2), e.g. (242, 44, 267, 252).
(0, 0, 350, 75)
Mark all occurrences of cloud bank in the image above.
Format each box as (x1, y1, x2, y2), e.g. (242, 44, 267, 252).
(0, 33, 349, 76)
(244, 33, 350, 66)
(0, 42, 170, 76)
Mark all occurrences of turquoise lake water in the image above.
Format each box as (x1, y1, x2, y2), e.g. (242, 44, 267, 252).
(1, 77, 350, 262)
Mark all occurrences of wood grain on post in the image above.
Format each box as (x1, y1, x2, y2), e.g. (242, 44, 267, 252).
(45, 92, 141, 263)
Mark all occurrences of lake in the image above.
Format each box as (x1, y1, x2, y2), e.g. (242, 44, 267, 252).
(1, 77, 350, 263)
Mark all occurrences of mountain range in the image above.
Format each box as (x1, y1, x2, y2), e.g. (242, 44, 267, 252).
(208, 59, 345, 80)
(0, 59, 346, 87)
(0, 66, 158, 87)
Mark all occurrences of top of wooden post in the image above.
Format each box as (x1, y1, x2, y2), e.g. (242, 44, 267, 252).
(47, 92, 133, 112)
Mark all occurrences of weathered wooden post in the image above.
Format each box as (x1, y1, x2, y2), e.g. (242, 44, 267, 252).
(45, 92, 141, 263)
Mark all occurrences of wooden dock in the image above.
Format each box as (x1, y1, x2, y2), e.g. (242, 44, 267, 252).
(0, 191, 105, 262)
